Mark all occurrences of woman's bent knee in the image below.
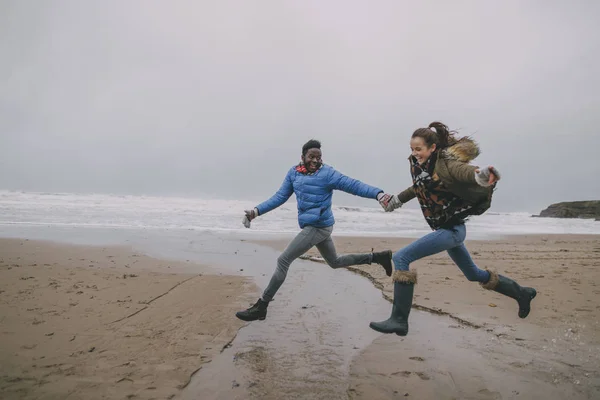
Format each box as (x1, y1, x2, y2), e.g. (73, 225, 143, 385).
(392, 251, 410, 271)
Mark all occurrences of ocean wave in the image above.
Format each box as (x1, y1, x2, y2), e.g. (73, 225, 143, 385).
(1, 191, 599, 238)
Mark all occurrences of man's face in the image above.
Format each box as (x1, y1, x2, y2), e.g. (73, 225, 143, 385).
(302, 148, 323, 172)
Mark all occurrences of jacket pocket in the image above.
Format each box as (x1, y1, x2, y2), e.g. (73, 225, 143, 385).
(301, 207, 322, 225)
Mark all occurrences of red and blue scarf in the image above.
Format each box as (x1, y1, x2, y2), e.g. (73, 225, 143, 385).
(296, 162, 322, 175)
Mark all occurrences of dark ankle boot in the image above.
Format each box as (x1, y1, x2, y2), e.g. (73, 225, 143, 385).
(369, 270, 417, 336)
(235, 298, 269, 321)
(372, 249, 393, 277)
(481, 269, 537, 318)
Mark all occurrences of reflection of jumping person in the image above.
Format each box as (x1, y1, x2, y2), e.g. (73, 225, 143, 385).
(370, 122, 537, 336)
(236, 139, 393, 322)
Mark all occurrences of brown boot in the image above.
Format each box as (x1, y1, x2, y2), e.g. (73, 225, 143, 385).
(372, 249, 393, 277)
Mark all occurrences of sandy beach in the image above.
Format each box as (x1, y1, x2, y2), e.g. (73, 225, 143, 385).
(254, 233, 600, 399)
(2, 232, 599, 399)
(0, 238, 256, 400)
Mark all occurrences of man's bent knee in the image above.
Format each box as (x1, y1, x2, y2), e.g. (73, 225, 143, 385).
(276, 254, 293, 271)
(323, 257, 342, 269)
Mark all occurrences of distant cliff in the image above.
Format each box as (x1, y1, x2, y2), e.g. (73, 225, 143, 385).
(536, 201, 600, 220)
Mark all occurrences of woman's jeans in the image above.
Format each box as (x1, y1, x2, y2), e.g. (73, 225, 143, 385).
(392, 224, 490, 283)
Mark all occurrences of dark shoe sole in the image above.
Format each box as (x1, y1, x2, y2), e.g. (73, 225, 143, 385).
(518, 288, 537, 319)
(235, 312, 267, 322)
(384, 253, 393, 277)
(369, 322, 408, 336)
(378, 250, 393, 277)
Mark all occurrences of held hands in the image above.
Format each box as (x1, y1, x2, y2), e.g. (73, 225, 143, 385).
(377, 192, 402, 212)
(377, 192, 391, 210)
(242, 208, 259, 229)
(384, 194, 403, 212)
(475, 166, 501, 187)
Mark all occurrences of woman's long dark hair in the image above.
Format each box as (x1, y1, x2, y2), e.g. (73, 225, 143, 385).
(411, 121, 458, 150)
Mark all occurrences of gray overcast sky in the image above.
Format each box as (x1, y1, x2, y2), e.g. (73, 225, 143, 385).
(1, 1, 599, 213)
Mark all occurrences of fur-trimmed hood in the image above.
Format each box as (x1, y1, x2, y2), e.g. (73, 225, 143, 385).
(442, 137, 480, 163)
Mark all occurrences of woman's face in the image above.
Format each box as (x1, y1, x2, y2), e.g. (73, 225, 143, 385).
(410, 137, 436, 165)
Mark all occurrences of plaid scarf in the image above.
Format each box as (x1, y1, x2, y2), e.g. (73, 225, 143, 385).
(296, 162, 322, 175)
(411, 152, 474, 230)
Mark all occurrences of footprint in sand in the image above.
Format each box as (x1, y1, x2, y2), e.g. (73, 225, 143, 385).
(415, 372, 430, 380)
(391, 371, 412, 377)
(509, 361, 529, 368)
(477, 388, 502, 399)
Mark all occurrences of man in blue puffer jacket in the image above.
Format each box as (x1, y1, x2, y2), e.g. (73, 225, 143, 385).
(236, 139, 394, 322)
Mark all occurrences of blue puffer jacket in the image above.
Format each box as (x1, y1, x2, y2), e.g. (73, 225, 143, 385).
(255, 165, 383, 229)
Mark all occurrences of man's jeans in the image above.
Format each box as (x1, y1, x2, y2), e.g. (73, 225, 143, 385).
(262, 226, 372, 302)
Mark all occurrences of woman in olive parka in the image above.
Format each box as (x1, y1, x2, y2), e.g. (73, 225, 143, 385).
(370, 122, 537, 336)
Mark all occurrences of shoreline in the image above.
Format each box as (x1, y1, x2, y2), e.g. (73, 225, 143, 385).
(0, 238, 257, 400)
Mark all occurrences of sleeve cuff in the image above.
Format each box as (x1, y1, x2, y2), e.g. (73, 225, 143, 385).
(474, 171, 491, 187)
